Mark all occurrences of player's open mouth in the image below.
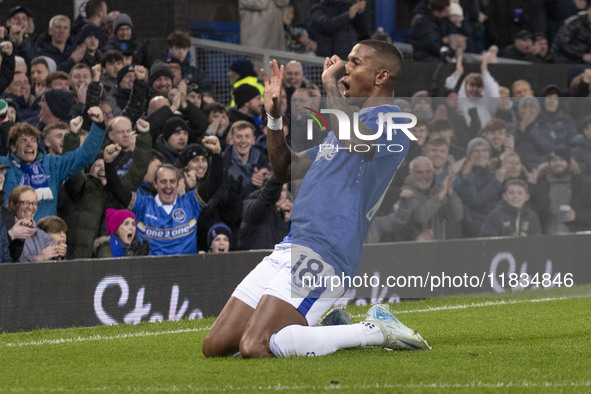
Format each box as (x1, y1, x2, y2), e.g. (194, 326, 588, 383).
(342, 80, 350, 96)
(218, 247, 226, 252)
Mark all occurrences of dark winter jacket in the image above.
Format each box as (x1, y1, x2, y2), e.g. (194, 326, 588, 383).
(538, 106, 578, 147)
(111, 79, 149, 123)
(105, 36, 152, 68)
(154, 134, 182, 165)
(65, 129, 151, 259)
(222, 144, 269, 199)
(499, 44, 535, 61)
(12, 36, 36, 65)
(0, 51, 15, 96)
(479, 200, 541, 237)
(308, 0, 367, 59)
(410, 5, 445, 61)
(484, 0, 547, 49)
(146, 103, 208, 146)
(571, 134, 591, 187)
(551, 12, 591, 63)
(0, 212, 11, 263)
(34, 33, 77, 72)
(511, 120, 555, 171)
(238, 179, 289, 250)
(460, 165, 503, 238)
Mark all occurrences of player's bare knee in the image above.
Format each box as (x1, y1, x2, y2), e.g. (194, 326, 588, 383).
(202, 334, 231, 358)
(201, 335, 218, 357)
(239, 336, 272, 358)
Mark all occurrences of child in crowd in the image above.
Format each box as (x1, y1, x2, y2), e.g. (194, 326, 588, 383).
(93, 208, 149, 258)
(207, 222, 232, 254)
(479, 179, 541, 237)
(36, 215, 67, 260)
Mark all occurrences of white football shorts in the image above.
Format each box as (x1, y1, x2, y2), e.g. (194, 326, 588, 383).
(232, 243, 346, 325)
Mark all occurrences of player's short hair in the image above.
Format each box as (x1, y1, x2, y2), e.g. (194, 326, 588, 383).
(101, 50, 124, 68)
(409, 156, 433, 173)
(167, 30, 191, 49)
(357, 39, 404, 88)
(154, 163, 181, 183)
(85, 0, 106, 17)
(43, 121, 69, 139)
(480, 118, 507, 136)
(45, 71, 69, 87)
(229, 120, 255, 137)
(430, 119, 453, 133)
(37, 215, 68, 234)
(465, 73, 483, 88)
(8, 122, 40, 146)
(504, 178, 528, 194)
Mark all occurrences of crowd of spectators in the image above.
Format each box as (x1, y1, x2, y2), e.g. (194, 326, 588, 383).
(408, 0, 591, 64)
(0, 0, 590, 263)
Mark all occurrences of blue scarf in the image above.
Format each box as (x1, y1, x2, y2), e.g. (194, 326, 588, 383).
(110, 235, 127, 258)
(19, 161, 53, 201)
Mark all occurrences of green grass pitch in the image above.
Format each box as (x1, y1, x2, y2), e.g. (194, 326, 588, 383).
(1, 286, 590, 393)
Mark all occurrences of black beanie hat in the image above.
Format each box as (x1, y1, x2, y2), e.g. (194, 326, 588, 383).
(207, 222, 232, 249)
(117, 65, 135, 86)
(77, 23, 102, 46)
(44, 89, 74, 121)
(179, 143, 208, 167)
(162, 116, 189, 141)
(149, 60, 173, 87)
(229, 59, 255, 79)
(233, 84, 260, 108)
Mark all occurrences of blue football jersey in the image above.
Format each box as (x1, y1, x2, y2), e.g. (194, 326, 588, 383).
(129, 192, 202, 256)
(289, 104, 410, 276)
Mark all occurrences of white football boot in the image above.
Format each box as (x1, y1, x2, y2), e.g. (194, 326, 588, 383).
(365, 304, 431, 350)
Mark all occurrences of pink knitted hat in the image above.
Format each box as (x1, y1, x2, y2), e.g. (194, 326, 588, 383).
(105, 208, 136, 235)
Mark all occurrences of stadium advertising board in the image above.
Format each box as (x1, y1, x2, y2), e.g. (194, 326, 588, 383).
(0, 234, 589, 332)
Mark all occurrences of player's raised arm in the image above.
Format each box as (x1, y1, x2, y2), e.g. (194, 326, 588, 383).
(321, 54, 382, 157)
(262, 59, 311, 183)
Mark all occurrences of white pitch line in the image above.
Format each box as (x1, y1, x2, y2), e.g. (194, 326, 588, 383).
(0, 381, 589, 392)
(2, 327, 210, 347)
(2, 295, 588, 348)
(352, 295, 590, 319)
